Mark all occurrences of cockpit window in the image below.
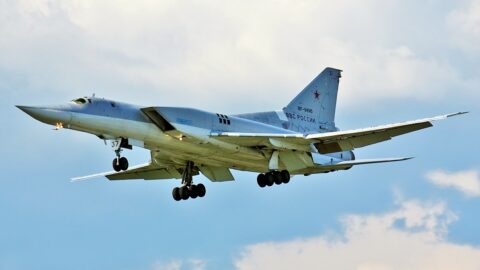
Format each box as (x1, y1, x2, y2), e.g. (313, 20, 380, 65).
(72, 98, 88, 105)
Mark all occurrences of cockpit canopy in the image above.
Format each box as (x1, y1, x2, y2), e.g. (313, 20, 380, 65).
(71, 97, 92, 105)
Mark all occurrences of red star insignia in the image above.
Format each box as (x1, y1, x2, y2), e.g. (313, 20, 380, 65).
(314, 90, 320, 100)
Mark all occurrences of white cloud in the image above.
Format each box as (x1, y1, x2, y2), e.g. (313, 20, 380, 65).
(234, 199, 480, 270)
(151, 259, 206, 270)
(190, 259, 206, 270)
(1, 1, 477, 111)
(448, 0, 480, 54)
(426, 169, 480, 197)
(152, 260, 182, 270)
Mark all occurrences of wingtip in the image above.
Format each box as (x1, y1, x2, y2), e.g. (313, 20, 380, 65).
(70, 177, 89, 182)
(430, 111, 468, 122)
(448, 111, 469, 117)
(393, 157, 414, 162)
(70, 172, 112, 182)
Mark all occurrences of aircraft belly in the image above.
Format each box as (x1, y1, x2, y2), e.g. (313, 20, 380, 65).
(68, 112, 309, 174)
(146, 143, 269, 173)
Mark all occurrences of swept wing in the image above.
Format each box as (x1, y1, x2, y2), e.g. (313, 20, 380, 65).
(211, 112, 466, 153)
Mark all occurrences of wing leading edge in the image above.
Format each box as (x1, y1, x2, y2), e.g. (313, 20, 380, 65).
(72, 161, 235, 182)
(71, 162, 183, 182)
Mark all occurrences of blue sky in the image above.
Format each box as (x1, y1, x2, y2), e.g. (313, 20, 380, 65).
(1, 1, 480, 269)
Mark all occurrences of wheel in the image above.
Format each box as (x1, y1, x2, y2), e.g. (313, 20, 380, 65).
(257, 174, 267, 188)
(280, 170, 290, 184)
(179, 186, 190, 200)
(189, 185, 198, 199)
(112, 158, 121, 172)
(119, 157, 129, 171)
(266, 173, 274, 186)
(196, 183, 206, 197)
(273, 171, 282, 185)
(172, 187, 181, 201)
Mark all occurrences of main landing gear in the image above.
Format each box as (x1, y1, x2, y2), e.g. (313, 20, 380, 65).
(257, 170, 290, 188)
(172, 184, 206, 201)
(112, 138, 129, 172)
(172, 161, 206, 201)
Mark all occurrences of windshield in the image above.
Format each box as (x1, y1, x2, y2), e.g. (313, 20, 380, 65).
(71, 97, 91, 105)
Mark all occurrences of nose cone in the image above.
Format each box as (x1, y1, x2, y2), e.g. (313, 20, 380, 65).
(16, 105, 40, 117)
(16, 105, 72, 125)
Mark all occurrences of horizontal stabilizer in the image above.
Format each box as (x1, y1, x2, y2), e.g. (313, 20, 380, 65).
(332, 157, 413, 166)
(310, 157, 413, 173)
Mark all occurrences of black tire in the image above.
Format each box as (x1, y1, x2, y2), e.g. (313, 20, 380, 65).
(189, 185, 198, 199)
(266, 173, 274, 186)
(280, 170, 290, 184)
(197, 183, 206, 197)
(112, 158, 121, 172)
(179, 186, 189, 200)
(119, 157, 129, 171)
(273, 171, 282, 185)
(172, 187, 181, 201)
(257, 174, 267, 188)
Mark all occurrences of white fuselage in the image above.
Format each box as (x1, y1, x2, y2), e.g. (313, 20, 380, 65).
(17, 97, 354, 176)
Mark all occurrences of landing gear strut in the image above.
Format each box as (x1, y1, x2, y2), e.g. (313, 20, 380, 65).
(112, 138, 129, 172)
(172, 161, 206, 201)
(257, 170, 290, 188)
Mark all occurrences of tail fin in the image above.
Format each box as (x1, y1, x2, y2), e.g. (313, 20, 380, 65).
(283, 67, 341, 133)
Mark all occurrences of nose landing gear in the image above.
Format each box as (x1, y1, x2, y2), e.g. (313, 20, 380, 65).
(111, 138, 130, 172)
(112, 156, 129, 172)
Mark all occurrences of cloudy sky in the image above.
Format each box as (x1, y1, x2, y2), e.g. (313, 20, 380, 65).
(1, 0, 479, 269)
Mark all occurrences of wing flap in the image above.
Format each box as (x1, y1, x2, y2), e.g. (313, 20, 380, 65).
(279, 151, 314, 171)
(199, 166, 234, 182)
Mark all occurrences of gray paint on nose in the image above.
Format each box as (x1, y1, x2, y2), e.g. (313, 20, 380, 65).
(16, 105, 43, 118)
(16, 105, 72, 125)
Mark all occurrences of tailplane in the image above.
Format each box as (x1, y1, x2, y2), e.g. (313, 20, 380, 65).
(283, 67, 341, 133)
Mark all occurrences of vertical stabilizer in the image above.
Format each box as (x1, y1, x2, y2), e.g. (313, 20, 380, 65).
(283, 67, 341, 133)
